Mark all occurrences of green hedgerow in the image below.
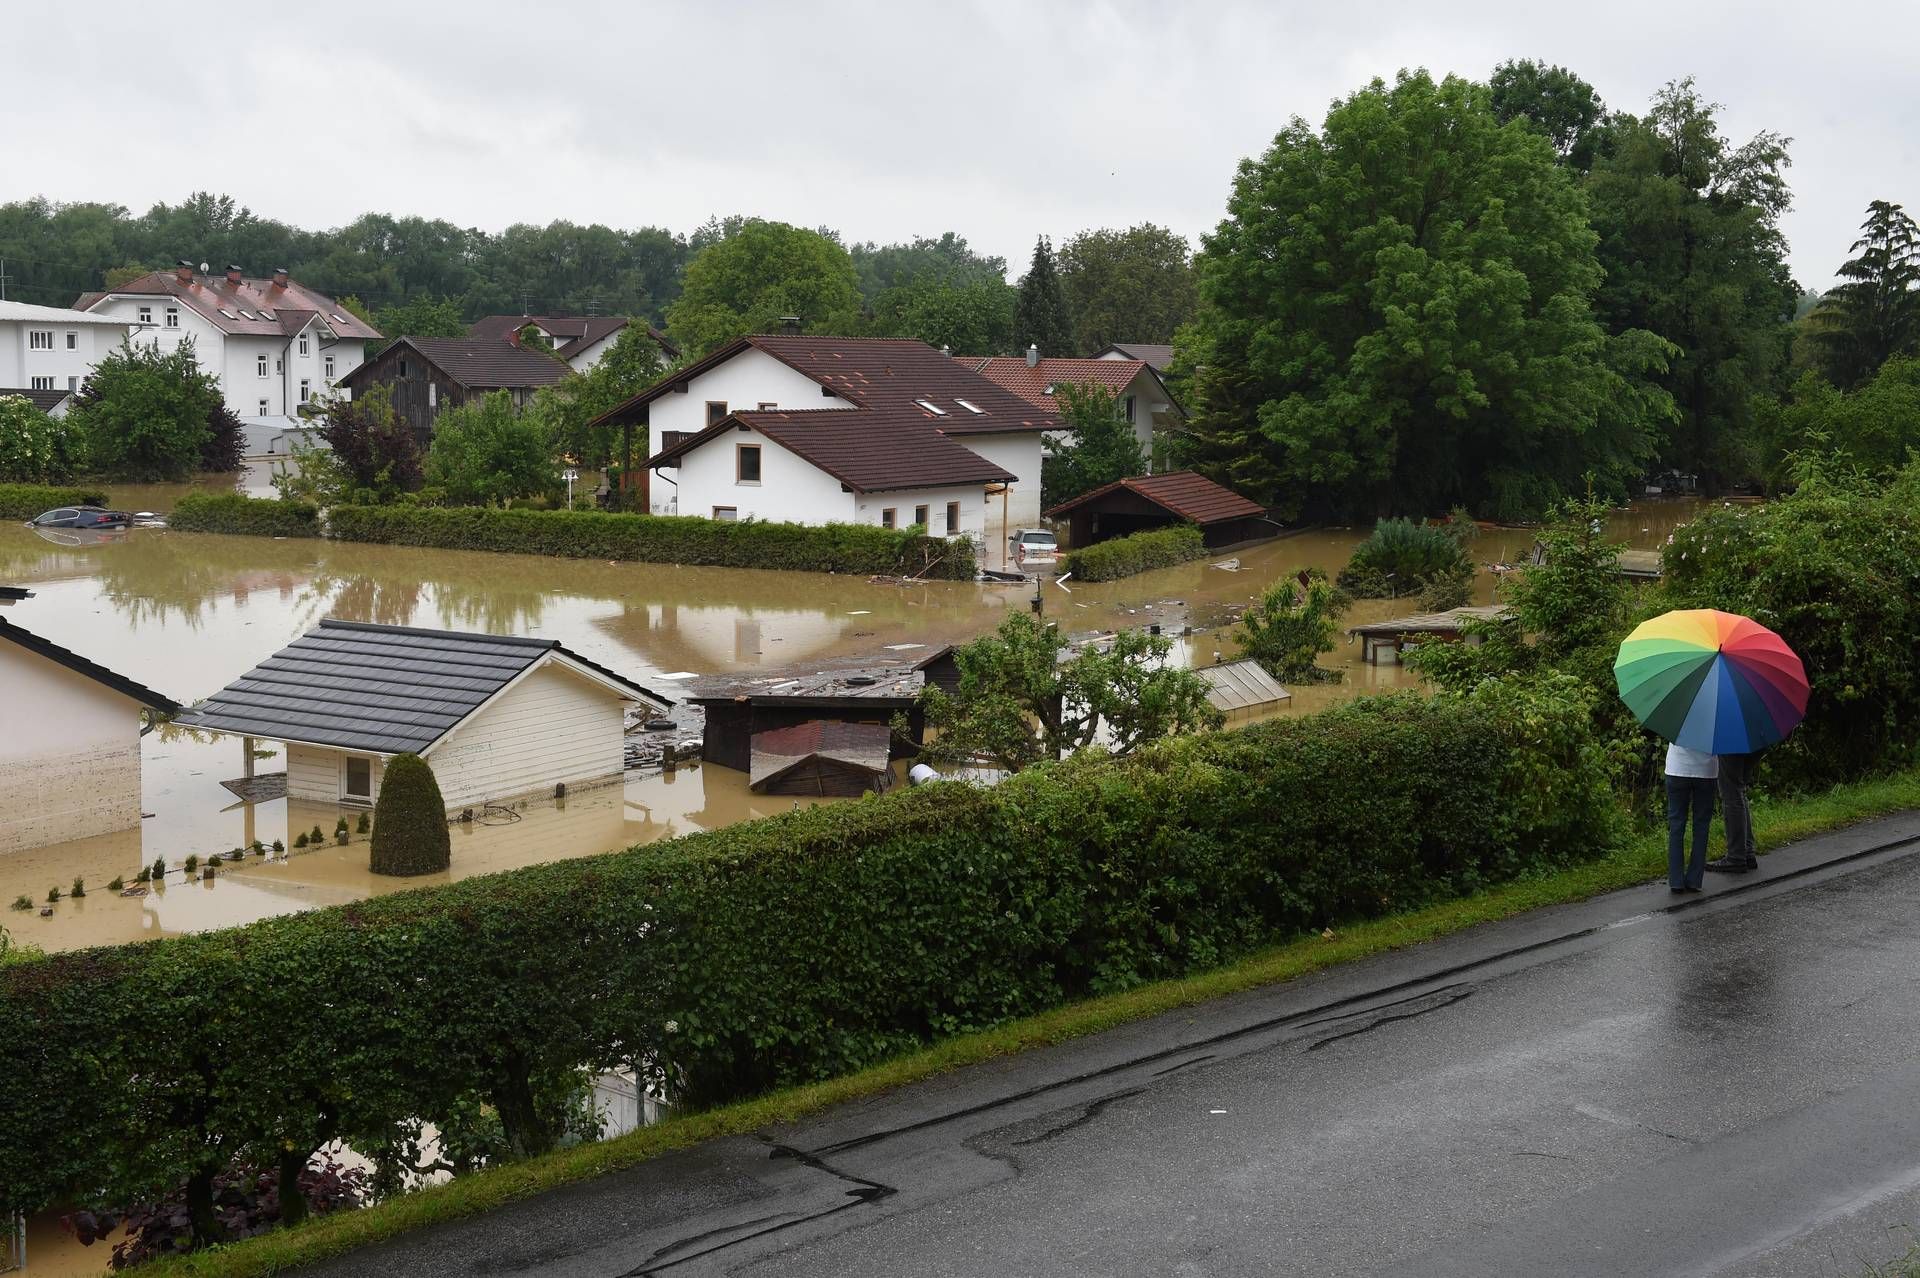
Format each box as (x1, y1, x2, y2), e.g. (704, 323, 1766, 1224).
(1060, 524, 1206, 582)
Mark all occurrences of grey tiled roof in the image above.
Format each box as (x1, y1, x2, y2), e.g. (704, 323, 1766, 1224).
(175, 620, 666, 754)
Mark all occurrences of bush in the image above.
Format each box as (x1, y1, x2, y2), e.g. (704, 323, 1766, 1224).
(67, 339, 222, 481)
(0, 396, 87, 483)
(0, 483, 108, 520)
(0, 688, 1616, 1223)
(1339, 517, 1473, 598)
(1236, 568, 1348, 682)
(1060, 523, 1205, 581)
(164, 492, 321, 538)
(368, 754, 450, 877)
(326, 504, 978, 578)
(426, 390, 560, 507)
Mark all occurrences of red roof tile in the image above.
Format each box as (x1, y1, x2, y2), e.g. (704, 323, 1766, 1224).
(76, 270, 379, 340)
(1043, 470, 1267, 525)
(965, 356, 1150, 406)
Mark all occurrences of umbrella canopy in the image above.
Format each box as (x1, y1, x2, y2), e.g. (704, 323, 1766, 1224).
(1614, 609, 1809, 754)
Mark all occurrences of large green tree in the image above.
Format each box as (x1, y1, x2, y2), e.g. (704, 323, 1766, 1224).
(1057, 224, 1197, 353)
(372, 296, 468, 341)
(1488, 60, 1608, 171)
(1040, 382, 1147, 506)
(425, 391, 560, 506)
(68, 338, 223, 480)
(1584, 78, 1797, 489)
(664, 220, 861, 355)
(1012, 236, 1074, 358)
(1754, 358, 1920, 484)
(0, 395, 86, 482)
(1808, 200, 1920, 389)
(864, 276, 1015, 354)
(532, 321, 669, 468)
(1180, 70, 1675, 522)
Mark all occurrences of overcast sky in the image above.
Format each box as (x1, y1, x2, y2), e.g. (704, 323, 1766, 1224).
(8, 0, 1916, 289)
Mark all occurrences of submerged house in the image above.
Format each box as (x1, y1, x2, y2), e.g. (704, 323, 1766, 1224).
(176, 620, 670, 811)
(688, 667, 926, 773)
(1043, 470, 1274, 549)
(0, 611, 179, 854)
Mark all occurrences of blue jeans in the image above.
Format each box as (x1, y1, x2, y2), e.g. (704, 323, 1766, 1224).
(1666, 776, 1716, 889)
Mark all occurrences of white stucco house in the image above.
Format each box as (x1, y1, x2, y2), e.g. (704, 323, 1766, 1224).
(962, 349, 1184, 470)
(0, 299, 134, 399)
(75, 262, 381, 417)
(0, 601, 180, 855)
(467, 315, 678, 374)
(591, 335, 1064, 547)
(174, 620, 671, 812)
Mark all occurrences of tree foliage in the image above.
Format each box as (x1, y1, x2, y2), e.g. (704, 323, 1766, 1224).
(1012, 236, 1074, 358)
(371, 296, 468, 341)
(1040, 381, 1146, 507)
(1057, 224, 1196, 353)
(368, 754, 450, 877)
(200, 403, 247, 474)
(1807, 200, 1920, 389)
(1235, 568, 1348, 682)
(0, 395, 86, 482)
(1338, 517, 1475, 599)
(288, 384, 424, 504)
(425, 392, 559, 507)
(918, 612, 1222, 772)
(1179, 70, 1674, 522)
(1754, 358, 1920, 485)
(1488, 59, 1608, 171)
(68, 339, 222, 481)
(665, 220, 861, 355)
(532, 322, 668, 466)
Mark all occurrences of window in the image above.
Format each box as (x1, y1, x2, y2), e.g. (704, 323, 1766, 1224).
(298, 335, 310, 356)
(65, 331, 77, 350)
(137, 305, 152, 324)
(706, 400, 728, 425)
(276, 357, 284, 373)
(258, 398, 270, 416)
(28, 330, 52, 350)
(324, 355, 336, 379)
(712, 505, 738, 521)
(164, 307, 179, 329)
(428, 382, 437, 409)
(218, 308, 239, 320)
(914, 504, 929, 528)
(299, 379, 311, 404)
(67, 376, 78, 392)
(257, 354, 269, 377)
(946, 501, 960, 534)
(914, 398, 948, 416)
(342, 756, 373, 802)
(30, 376, 53, 391)
(398, 359, 408, 378)
(881, 508, 897, 529)
(1123, 394, 1136, 419)
(955, 398, 984, 414)
(736, 443, 762, 484)
(258, 307, 275, 321)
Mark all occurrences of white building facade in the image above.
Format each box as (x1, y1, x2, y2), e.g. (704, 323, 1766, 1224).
(0, 300, 134, 397)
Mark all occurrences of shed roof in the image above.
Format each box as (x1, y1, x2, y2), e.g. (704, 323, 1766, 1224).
(651, 407, 1015, 494)
(1195, 659, 1292, 713)
(749, 720, 892, 791)
(689, 666, 924, 708)
(0, 299, 136, 327)
(1345, 605, 1510, 640)
(0, 616, 179, 712)
(174, 619, 667, 755)
(1043, 470, 1267, 526)
(343, 337, 573, 391)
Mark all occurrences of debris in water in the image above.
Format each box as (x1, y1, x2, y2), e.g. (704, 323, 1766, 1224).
(884, 643, 926, 651)
(1213, 558, 1242, 572)
(847, 609, 871, 615)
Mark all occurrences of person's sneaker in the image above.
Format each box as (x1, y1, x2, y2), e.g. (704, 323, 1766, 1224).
(1705, 857, 1754, 874)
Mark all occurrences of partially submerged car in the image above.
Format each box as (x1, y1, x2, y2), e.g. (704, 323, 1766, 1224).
(1008, 528, 1059, 567)
(28, 506, 133, 529)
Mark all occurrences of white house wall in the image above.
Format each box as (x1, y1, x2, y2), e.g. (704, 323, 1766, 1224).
(648, 347, 856, 444)
(953, 431, 1044, 526)
(660, 425, 857, 522)
(852, 484, 985, 539)
(285, 743, 383, 805)
(83, 296, 363, 416)
(0, 647, 147, 854)
(0, 317, 130, 395)
(426, 662, 628, 809)
(566, 333, 614, 374)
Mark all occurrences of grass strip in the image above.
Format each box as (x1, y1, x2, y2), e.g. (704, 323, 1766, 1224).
(135, 768, 1920, 1278)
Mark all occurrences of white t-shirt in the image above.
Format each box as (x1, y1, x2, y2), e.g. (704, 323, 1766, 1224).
(1665, 743, 1719, 779)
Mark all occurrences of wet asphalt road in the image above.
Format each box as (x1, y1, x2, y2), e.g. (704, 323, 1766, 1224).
(304, 813, 1920, 1277)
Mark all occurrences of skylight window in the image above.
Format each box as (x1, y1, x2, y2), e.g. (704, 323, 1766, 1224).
(258, 308, 276, 320)
(330, 312, 348, 324)
(914, 398, 948, 416)
(954, 398, 985, 414)
(217, 308, 239, 319)
(1042, 384, 1057, 396)
(236, 309, 256, 319)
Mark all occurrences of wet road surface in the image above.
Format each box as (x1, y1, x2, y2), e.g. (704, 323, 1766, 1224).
(296, 811, 1920, 1278)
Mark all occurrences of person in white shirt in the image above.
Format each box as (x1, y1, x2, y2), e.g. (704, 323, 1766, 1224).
(1664, 742, 1718, 892)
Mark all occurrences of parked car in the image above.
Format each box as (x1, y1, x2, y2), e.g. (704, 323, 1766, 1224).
(28, 506, 133, 529)
(1008, 528, 1059, 567)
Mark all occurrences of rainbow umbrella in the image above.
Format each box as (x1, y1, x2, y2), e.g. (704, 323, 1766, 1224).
(1614, 609, 1809, 754)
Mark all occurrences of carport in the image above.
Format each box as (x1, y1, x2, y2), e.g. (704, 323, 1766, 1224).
(1043, 471, 1273, 549)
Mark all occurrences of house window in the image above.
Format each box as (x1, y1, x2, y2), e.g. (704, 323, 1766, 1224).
(67, 376, 78, 392)
(65, 331, 77, 350)
(881, 508, 897, 529)
(28, 330, 52, 350)
(324, 355, 336, 379)
(712, 505, 738, 521)
(137, 305, 152, 324)
(258, 398, 270, 416)
(298, 335, 310, 356)
(914, 504, 929, 528)
(257, 354, 269, 377)
(706, 400, 728, 426)
(299, 379, 311, 403)
(428, 382, 437, 409)
(30, 376, 53, 391)
(342, 756, 373, 803)
(736, 443, 762, 484)
(165, 307, 179, 328)
(946, 501, 960, 534)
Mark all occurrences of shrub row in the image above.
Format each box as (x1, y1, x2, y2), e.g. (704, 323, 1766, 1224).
(165, 492, 322, 538)
(323, 503, 978, 578)
(1062, 523, 1207, 581)
(0, 482, 107, 520)
(0, 686, 1617, 1220)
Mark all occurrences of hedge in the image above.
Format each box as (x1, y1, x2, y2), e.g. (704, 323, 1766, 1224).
(0, 685, 1616, 1222)
(0, 482, 107, 520)
(1062, 523, 1207, 581)
(166, 492, 321, 538)
(324, 503, 977, 578)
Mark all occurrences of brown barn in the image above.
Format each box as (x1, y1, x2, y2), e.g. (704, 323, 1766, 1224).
(1044, 471, 1274, 550)
(339, 337, 571, 441)
(749, 720, 895, 796)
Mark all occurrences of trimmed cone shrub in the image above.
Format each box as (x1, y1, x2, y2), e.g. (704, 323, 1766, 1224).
(368, 754, 450, 877)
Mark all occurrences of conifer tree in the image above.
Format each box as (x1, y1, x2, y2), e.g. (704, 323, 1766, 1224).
(1012, 236, 1074, 358)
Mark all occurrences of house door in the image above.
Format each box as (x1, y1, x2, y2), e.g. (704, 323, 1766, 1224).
(340, 755, 374, 804)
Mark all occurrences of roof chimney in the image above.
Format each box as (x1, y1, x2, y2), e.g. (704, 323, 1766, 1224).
(779, 315, 802, 334)
(225, 264, 244, 285)
(1026, 343, 1040, 368)
(940, 344, 952, 357)
(175, 259, 194, 283)
(271, 268, 289, 288)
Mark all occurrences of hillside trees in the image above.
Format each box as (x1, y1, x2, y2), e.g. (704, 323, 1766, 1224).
(1057, 224, 1196, 353)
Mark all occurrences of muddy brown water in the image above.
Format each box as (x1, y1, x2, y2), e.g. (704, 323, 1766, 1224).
(0, 475, 1707, 958)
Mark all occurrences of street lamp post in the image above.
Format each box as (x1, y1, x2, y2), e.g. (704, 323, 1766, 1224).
(564, 468, 579, 511)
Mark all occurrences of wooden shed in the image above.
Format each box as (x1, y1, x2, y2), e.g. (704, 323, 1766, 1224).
(1195, 658, 1291, 715)
(1043, 471, 1274, 550)
(689, 668, 926, 773)
(749, 721, 895, 796)
(338, 337, 571, 442)
(1346, 605, 1510, 665)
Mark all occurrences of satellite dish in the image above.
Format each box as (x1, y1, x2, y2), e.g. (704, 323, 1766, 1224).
(199, 262, 210, 273)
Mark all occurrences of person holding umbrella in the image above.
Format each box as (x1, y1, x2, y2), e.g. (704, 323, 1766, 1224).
(1615, 610, 1809, 895)
(1709, 751, 1761, 874)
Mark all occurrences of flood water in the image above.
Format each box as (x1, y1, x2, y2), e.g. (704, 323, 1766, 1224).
(0, 473, 1707, 958)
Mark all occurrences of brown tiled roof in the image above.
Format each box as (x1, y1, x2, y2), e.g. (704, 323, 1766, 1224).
(76, 270, 380, 340)
(1098, 343, 1176, 371)
(965, 356, 1150, 405)
(591, 335, 1063, 436)
(467, 315, 679, 360)
(343, 337, 572, 391)
(652, 407, 1015, 494)
(1043, 470, 1267, 526)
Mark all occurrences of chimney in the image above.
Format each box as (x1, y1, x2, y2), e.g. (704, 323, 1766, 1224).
(1026, 343, 1040, 368)
(175, 259, 194, 283)
(940, 344, 952, 357)
(225, 264, 244, 285)
(778, 315, 802, 334)
(271, 268, 289, 288)
(507, 327, 522, 348)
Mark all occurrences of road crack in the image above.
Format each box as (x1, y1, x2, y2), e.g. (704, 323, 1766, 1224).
(1304, 989, 1475, 1052)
